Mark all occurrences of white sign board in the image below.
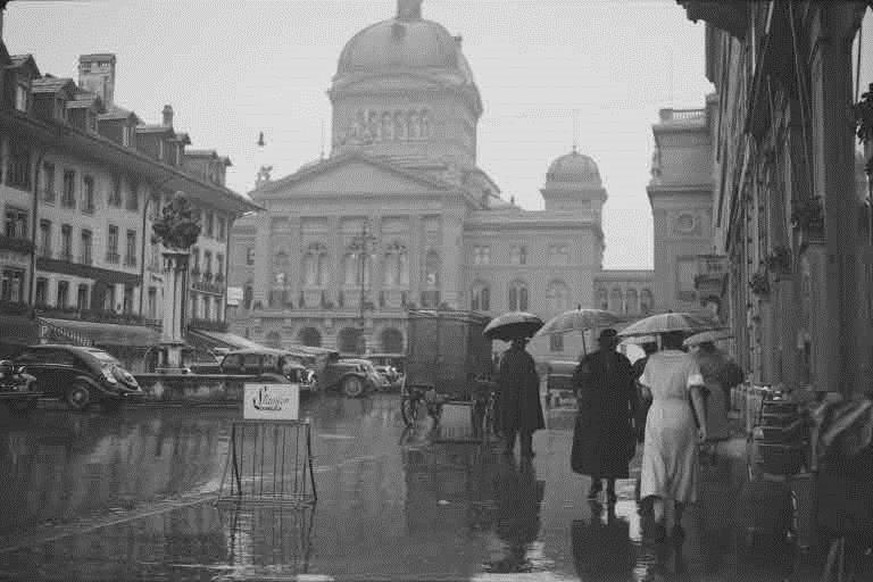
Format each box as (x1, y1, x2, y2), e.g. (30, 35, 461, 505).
(244, 383, 300, 421)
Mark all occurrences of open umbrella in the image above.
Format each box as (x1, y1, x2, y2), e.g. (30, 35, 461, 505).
(484, 311, 544, 342)
(684, 328, 734, 347)
(617, 311, 723, 338)
(536, 307, 621, 355)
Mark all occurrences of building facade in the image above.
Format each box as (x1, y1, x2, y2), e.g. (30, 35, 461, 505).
(0, 29, 258, 368)
(679, 0, 873, 395)
(229, 0, 655, 362)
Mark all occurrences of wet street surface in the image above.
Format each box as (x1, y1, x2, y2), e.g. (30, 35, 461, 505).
(0, 394, 861, 581)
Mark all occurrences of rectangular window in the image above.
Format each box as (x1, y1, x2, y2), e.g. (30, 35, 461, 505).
(15, 83, 28, 112)
(192, 247, 200, 272)
(147, 287, 157, 320)
(4, 207, 28, 239)
(204, 251, 212, 276)
(82, 175, 95, 213)
(104, 285, 116, 312)
(56, 280, 69, 308)
(6, 140, 31, 190)
(60, 224, 73, 261)
(77, 284, 89, 311)
(549, 333, 564, 353)
(107, 225, 119, 263)
(42, 162, 56, 203)
(62, 170, 76, 208)
(39, 220, 52, 258)
(205, 212, 214, 238)
(80, 230, 93, 265)
(216, 253, 224, 277)
(217, 217, 226, 241)
(473, 245, 491, 265)
(109, 175, 122, 207)
(35, 277, 47, 306)
(0, 268, 25, 302)
(246, 247, 255, 265)
(126, 178, 139, 211)
(125, 230, 137, 267)
(123, 285, 134, 314)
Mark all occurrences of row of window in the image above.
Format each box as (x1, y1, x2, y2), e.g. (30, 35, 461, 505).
(189, 292, 223, 322)
(37, 220, 138, 267)
(472, 244, 570, 266)
(595, 287, 654, 315)
(41, 163, 139, 212)
(190, 247, 225, 277)
(33, 277, 136, 314)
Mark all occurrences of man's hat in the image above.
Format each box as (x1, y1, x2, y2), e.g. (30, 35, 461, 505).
(598, 328, 619, 341)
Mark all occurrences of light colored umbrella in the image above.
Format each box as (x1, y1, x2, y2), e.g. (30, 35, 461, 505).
(684, 328, 734, 347)
(617, 311, 723, 338)
(619, 334, 658, 345)
(483, 311, 544, 342)
(536, 307, 621, 355)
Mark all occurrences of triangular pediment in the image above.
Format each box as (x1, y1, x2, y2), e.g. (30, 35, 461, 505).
(258, 153, 455, 198)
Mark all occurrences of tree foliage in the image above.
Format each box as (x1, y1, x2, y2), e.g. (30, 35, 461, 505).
(151, 192, 201, 250)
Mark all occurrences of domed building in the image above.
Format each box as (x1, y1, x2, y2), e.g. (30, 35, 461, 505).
(228, 0, 654, 360)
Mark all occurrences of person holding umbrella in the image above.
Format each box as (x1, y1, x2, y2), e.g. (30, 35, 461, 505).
(496, 335, 545, 458)
(571, 328, 638, 504)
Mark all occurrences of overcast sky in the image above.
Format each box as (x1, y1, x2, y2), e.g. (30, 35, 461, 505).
(4, 0, 717, 269)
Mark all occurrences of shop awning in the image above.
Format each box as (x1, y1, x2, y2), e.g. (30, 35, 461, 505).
(187, 328, 266, 351)
(39, 317, 161, 348)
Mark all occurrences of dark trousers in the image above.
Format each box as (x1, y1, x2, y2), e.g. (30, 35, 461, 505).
(505, 428, 533, 456)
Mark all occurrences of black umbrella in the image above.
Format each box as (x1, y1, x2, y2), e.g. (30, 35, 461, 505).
(484, 312, 544, 342)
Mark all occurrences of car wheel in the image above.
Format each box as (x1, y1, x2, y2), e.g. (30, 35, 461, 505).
(342, 375, 365, 398)
(65, 382, 91, 411)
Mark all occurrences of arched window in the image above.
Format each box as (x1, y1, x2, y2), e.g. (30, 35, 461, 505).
(546, 280, 570, 313)
(380, 328, 404, 353)
(471, 281, 491, 311)
(265, 330, 282, 349)
(609, 288, 623, 313)
(640, 288, 653, 314)
(343, 251, 357, 286)
(383, 241, 408, 287)
(626, 288, 639, 314)
(338, 327, 364, 354)
(508, 280, 529, 312)
(424, 250, 440, 288)
(298, 327, 322, 348)
(597, 288, 608, 311)
(303, 242, 328, 286)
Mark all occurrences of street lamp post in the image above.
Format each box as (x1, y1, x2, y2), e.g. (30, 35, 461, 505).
(350, 219, 377, 354)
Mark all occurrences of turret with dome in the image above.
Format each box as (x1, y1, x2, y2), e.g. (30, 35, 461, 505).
(329, 0, 482, 168)
(540, 147, 608, 214)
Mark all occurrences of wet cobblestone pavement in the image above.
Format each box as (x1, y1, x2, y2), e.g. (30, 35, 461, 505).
(0, 394, 870, 581)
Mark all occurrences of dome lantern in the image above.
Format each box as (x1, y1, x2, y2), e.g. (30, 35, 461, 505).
(397, 0, 423, 20)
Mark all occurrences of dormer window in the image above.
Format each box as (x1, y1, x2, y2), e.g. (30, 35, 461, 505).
(15, 83, 29, 112)
(122, 126, 130, 147)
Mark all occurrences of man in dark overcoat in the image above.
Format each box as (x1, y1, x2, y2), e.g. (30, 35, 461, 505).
(497, 336, 545, 458)
(571, 328, 638, 503)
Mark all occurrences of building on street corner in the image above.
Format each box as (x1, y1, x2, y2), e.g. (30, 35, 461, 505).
(0, 12, 260, 369)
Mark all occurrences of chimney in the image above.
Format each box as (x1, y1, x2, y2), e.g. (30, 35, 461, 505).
(78, 54, 116, 108)
(162, 104, 173, 128)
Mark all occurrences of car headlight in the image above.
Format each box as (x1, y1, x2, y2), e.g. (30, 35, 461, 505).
(102, 366, 118, 384)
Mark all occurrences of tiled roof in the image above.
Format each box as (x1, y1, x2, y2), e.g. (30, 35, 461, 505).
(31, 77, 76, 94)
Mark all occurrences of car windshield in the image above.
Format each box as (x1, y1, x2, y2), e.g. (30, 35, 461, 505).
(87, 350, 121, 366)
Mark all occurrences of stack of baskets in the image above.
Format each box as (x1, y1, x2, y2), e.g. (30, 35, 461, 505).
(752, 392, 807, 476)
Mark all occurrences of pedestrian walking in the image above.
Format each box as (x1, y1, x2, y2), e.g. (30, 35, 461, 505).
(571, 328, 638, 504)
(638, 330, 708, 542)
(632, 341, 658, 506)
(496, 336, 545, 458)
(691, 340, 744, 443)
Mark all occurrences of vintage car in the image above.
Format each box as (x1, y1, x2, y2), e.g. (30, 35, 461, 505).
(13, 344, 143, 411)
(315, 356, 382, 398)
(218, 349, 317, 393)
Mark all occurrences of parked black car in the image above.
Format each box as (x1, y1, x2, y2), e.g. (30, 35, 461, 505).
(13, 344, 143, 411)
(218, 348, 317, 393)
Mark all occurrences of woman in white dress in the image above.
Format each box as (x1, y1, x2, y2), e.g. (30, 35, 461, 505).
(638, 330, 708, 541)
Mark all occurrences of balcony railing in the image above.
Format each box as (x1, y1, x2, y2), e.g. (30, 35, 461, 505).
(59, 250, 73, 262)
(0, 235, 34, 254)
(106, 252, 120, 264)
(124, 256, 137, 267)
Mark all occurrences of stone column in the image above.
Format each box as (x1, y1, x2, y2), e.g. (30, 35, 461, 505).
(160, 250, 189, 370)
(440, 211, 464, 309)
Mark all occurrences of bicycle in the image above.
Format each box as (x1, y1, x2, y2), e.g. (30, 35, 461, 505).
(400, 380, 446, 427)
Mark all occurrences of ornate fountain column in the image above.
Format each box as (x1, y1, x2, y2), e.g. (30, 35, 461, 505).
(160, 250, 190, 370)
(151, 192, 202, 372)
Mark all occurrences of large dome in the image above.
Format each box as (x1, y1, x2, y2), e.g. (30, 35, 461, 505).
(335, 2, 476, 87)
(546, 148, 602, 186)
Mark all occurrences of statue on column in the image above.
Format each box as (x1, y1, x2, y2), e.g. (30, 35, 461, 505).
(151, 192, 202, 371)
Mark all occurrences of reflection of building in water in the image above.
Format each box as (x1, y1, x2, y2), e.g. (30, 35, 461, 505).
(402, 444, 500, 535)
(220, 505, 315, 576)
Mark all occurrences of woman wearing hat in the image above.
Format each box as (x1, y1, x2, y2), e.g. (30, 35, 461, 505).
(571, 328, 639, 504)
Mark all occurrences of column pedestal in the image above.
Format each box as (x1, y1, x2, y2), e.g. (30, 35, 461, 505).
(157, 250, 190, 373)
